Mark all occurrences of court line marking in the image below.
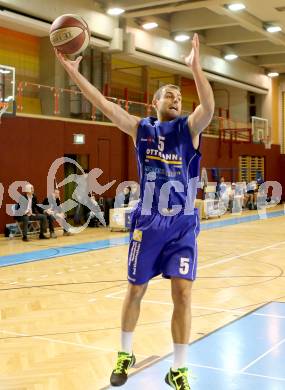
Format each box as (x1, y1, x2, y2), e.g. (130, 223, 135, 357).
(199, 240, 285, 270)
(105, 296, 285, 319)
(163, 360, 285, 382)
(1, 329, 285, 384)
(106, 240, 285, 297)
(254, 312, 285, 319)
(106, 239, 285, 317)
(240, 337, 285, 372)
(0, 329, 146, 355)
(1, 209, 284, 269)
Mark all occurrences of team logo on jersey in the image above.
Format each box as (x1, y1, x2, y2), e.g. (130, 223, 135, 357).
(140, 137, 154, 144)
(133, 229, 143, 242)
(147, 136, 154, 144)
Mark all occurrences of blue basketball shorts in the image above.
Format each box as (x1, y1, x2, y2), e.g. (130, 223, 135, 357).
(127, 208, 200, 285)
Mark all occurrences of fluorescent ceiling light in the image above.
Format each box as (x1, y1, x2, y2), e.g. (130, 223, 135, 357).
(142, 22, 158, 30)
(268, 72, 279, 78)
(174, 34, 190, 42)
(266, 25, 282, 33)
(107, 7, 125, 16)
(224, 54, 238, 60)
(227, 3, 246, 11)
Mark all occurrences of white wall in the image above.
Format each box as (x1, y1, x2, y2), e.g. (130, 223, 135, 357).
(212, 82, 248, 124)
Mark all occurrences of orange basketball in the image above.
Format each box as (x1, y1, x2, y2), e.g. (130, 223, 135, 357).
(50, 14, 90, 55)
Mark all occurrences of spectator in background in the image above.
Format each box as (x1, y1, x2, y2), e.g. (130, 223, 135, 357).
(116, 186, 132, 208)
(228, 182, 245, 213)
(245, 180, 257, 210)
(215, 176, 230, 211)
(256, 175, 264, 187)
(216, 176, 227, 199)
(15, 183, 49, 242)
(123, 186, 131, 207)
(129, 183, 140, 207)
(41, 189, 71, 237)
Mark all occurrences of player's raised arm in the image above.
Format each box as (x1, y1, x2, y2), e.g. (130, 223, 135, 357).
(185, 33, 215, 142)
(55, 50, 140, 142)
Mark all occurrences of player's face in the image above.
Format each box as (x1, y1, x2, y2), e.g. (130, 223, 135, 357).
(154, 88, 182, 120)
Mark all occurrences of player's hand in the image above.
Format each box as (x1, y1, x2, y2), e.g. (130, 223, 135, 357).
(54, 49, 82, 74)
(185, 33, 201, 72)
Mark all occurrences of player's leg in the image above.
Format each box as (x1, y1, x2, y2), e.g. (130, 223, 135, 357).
(243, 193, 249, 208)
(253, 190, 258, 209)
(47, 214, 57, 238)
(171, 277, 193, 346)
(110, 211, 163, 386)
(121, 281, 148, 334)
(110, 282, 148, 386)
(18, 215, 29, 241)
(165, 278, 193, 390)
(162, 213, 199, 389)
(54, 212, 72, 235)
(30, 214, 48, 239)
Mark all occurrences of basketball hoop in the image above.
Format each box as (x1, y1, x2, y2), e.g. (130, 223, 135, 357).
(0, 102, 8, 124)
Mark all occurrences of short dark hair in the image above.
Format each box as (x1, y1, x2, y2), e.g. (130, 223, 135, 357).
(153, 84, 181, 101)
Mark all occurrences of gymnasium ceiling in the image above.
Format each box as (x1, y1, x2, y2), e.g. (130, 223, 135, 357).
(95, 0, 285, 74)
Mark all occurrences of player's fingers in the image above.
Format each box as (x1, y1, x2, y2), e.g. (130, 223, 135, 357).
(54, 48, 60, 58)
(195, 33, 199, 49)
(192, 33, 198, 49)
(54, 49, 65, 63)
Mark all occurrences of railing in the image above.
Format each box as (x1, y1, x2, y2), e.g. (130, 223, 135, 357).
(16, 80, 253, 141)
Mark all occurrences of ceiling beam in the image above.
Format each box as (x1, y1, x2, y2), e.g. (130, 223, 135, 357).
(216, 5, 285, 46)
(170, 9, 238, 32)
(117, 0, 186, 11)
(257, 54, 285, 66)
(123, 0, 219, 18)
(231, 42, 285, 57)
(205, 26, 265, 46)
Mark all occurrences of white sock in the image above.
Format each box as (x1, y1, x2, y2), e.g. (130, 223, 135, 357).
(121, 331, 133, 354)
(172, 343, 188, 370)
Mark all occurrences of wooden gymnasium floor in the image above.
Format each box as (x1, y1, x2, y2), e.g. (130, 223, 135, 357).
(0, 206, 285, 389)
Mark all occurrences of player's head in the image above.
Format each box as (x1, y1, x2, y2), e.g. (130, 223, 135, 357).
(152, 84, 182, 121)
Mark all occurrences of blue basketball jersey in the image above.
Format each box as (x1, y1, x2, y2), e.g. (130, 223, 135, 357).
(135, 116, 201, 214)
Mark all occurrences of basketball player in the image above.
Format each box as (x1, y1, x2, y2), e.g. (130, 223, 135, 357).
(55, 33, 214, 389)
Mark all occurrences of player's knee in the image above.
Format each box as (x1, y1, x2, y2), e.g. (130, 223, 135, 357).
(127, 283, 147, 302)
(172, 287, 192, 307)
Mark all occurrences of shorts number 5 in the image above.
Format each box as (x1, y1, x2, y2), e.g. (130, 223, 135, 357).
(179, 257, 190, 275)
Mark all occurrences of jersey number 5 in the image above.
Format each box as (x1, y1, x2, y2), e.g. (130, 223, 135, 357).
(179, 257, 190, 275)
(158, 136, 165, 152)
